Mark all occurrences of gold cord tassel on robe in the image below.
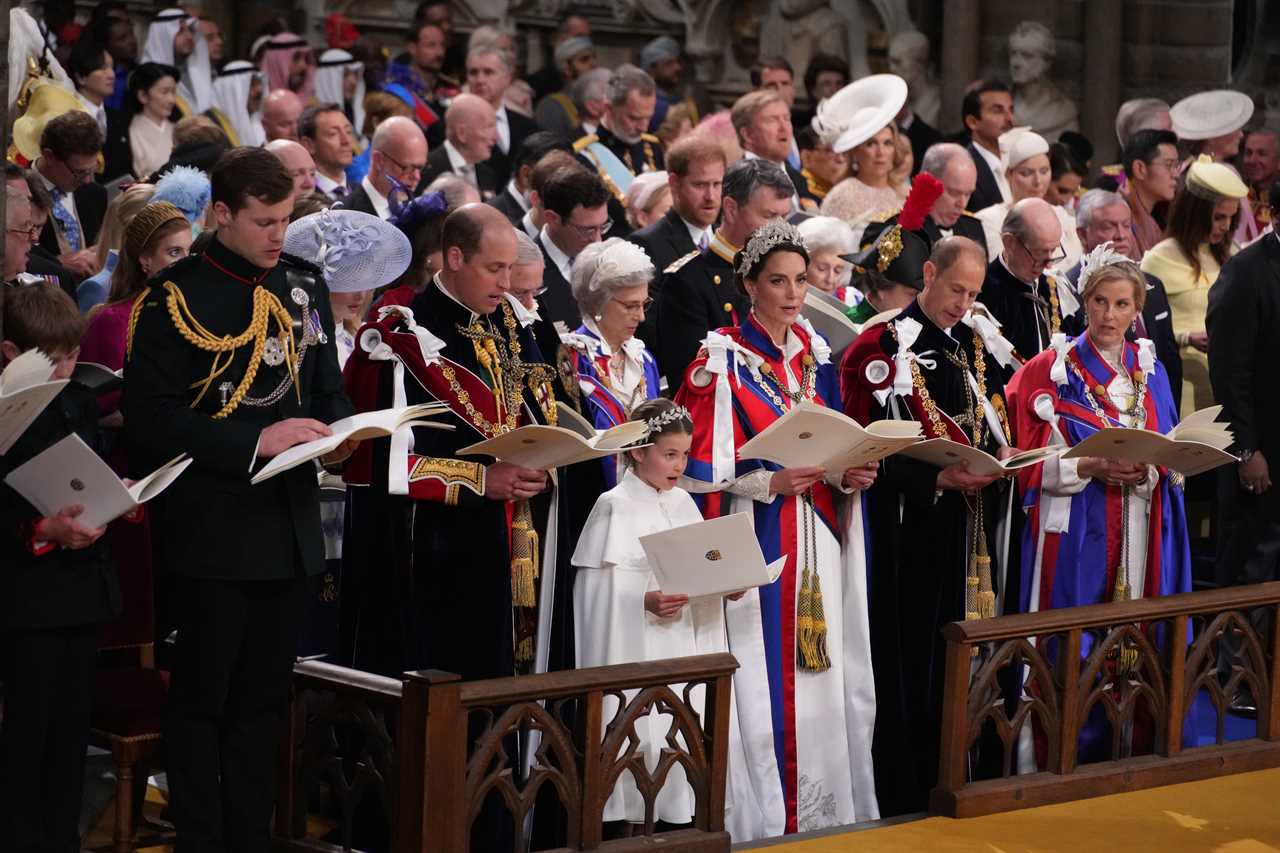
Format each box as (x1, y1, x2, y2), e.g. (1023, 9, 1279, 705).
(796, 495, 831, 672)
(510, 499, 539, 608)
(510, 498, 540, 669)
(966, 501, 997, 622)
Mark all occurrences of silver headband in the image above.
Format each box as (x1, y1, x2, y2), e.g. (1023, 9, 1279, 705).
(736, 218, 807, 277)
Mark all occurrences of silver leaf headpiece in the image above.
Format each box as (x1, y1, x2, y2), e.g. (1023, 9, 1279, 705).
(736, 218, 807, 277)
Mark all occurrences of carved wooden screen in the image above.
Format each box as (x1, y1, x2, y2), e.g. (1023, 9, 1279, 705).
(933, 582, 1280, 818)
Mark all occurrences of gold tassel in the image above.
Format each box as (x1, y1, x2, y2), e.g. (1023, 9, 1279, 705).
(515, 637, 534, 667)
(510, 499, 539, 608)
(805, 569, 831, 671)
(975, 535, 996, 620)
(1112, 568, 1130, 603)
(797, 566, 817, 668)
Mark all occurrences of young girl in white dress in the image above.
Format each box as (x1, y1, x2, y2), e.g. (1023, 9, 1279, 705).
(572, 398, 741, 829)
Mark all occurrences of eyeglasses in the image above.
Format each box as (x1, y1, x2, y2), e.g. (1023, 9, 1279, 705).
(566, 219, 612, 239)
(1150, 158, 1181, 172)
(6, 225, 40, 241)
(379, 150, 426, 176)
(611, 296, 653, 315)
(1017, 236, 1066, 267)
(61, 160, 97, 182)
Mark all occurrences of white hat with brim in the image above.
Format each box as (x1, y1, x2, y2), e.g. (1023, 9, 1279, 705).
(1170, 90, 1255, 141)
(285, 209, 412, 293)
(812, 74, 908, 154)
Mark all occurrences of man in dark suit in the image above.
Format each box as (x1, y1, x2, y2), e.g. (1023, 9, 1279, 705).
(534, 163, 612, 328)
(123, 149, 354, 851)
(862, 142, 988, 256)
(1207, 188, 1280, 671)
(732, 88, 819, 213)
(486, 131, 571, 227)
(1066, 188, 1181, 411)
(464, 45, 539, 187)
(962, 79, 1014, 213)
(627, 134, 725, 344)
(338, 116, 428, 220)
(67, 35, 132, 183)
(653, 158, 793, 390)
(979, 198, 1069, 366)
(32, 111, 107, 284)
(20, 177, 78, 300)
(417, 94, 502, 199)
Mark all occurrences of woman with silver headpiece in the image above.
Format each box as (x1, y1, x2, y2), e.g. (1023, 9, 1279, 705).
(676, 219, 879, 838)
(1005, 244, 1191, 766)
(563, 238, 661, 489)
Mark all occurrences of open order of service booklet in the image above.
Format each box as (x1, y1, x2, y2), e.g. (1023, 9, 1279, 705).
(4, 433, 192, 528)
(639, 512, 788, 598)
(736, 402, 925, 472)
(899, 439, 1060, 477)
(1062, 405, 1237, 477)
(457, 402, 649, 469)
(0, 349, 68, 456)
(251, 403, 453, 484)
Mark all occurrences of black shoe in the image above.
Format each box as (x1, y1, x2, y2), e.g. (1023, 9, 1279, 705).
(1227, 692, 1258, 718)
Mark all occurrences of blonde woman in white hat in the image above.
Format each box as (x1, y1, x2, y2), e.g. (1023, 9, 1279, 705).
(974, 126, 1083, 272)
(818, 75, 909, 236)
(1140, 155, 1247, 417)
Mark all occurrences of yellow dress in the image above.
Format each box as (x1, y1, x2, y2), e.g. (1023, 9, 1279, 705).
(1139, 237, 1232, 418)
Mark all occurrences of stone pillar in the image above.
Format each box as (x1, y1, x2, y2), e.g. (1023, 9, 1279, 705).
(939, 0, 981, 136)
(1083, 0, 1122, 171)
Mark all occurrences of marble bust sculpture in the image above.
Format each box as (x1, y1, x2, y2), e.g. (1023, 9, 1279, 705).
(1008, 20, 1078, 141)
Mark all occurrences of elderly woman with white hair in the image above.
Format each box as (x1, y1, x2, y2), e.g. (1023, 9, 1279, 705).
(975, 126, 1083, 271)
(797, 215, 860, 308)
(563, 238, 661, 487)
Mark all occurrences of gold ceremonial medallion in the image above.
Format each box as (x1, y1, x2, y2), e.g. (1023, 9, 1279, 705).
(705, 549, 723, 561)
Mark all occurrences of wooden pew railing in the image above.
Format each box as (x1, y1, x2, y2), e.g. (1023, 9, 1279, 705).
(932, 581, 1280, 818)
(274, 654, 738, 852)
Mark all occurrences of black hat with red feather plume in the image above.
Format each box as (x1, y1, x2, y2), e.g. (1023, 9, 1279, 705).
(841, 173, 944, 291)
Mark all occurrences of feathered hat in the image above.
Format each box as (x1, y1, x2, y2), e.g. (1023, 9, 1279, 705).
(843, 172, 943, 290)
(152, 166, 212, 224)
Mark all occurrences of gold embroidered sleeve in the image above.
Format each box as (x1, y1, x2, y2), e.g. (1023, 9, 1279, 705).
(407, 455, 486, 505)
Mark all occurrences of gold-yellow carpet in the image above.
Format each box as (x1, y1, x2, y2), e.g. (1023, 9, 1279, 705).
(755, 769, 1280, 852)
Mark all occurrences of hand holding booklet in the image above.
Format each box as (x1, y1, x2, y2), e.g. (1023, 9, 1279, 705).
(639, 512, 787, 598)
(457, 402, 648, 469)
(251, 404, 453, 484)
(899, 439, 1060, 476)
(737, 402, 925, 472)
(0, 349, 68, 455)
(1061, 405, 1236, 477)
(4, 434, 192, 529)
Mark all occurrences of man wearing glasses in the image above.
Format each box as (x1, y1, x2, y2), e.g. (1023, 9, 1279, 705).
(4, 186, 36, 284)
(1121, 128, 1180, 255)
(343, 116, 428, 220)
(980, 197, 1072, 367)
(32, 111, 107, 282)
(535, 164, 611, 328)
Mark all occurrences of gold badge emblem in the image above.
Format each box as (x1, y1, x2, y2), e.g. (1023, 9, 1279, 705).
(704, 549, 722, 561)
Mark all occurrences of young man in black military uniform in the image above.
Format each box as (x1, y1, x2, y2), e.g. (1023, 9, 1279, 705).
(123, 147, 354, 852)
(651, 158, 794, 392)
(573, 63, 665, 239)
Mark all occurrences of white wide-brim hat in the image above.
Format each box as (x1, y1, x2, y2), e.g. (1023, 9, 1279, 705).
(812, 74, 908, 154)
(285, 209, 412, 293)
(1170, 90, 1254, 141)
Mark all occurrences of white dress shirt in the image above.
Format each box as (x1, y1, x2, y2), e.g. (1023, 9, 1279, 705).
(540, 224, 573, 283)
(973, 140, 1012, 204)
(494, 105, 511, 154)
(680, 215, 712, 251)
(444, 139, 478, 188)
(77, 92, 108, 135)
(504, 179, 530, 213)
(520, 209, 538, 238)
(360, 175, 391, 220)
(315, 171, 349, 200)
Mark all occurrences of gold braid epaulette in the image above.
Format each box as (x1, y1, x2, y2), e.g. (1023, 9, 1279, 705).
(159, 280, 299, 419)
(125, 287, 150, 361)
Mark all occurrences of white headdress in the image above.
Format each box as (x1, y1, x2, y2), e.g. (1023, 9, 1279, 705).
(211, 61, 265, 147)
(574, 238, 655, 294)
(1076, 241, 1133, 293)
(142, 8, 214, 114)
(315, 49, 366, 144)
(737, 218, 807, 276)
